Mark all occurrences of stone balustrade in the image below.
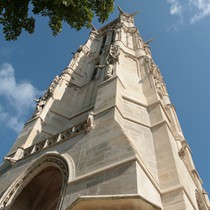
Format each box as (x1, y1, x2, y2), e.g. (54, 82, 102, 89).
(22, 121, 87, 159)
(4, 121, 88, 162)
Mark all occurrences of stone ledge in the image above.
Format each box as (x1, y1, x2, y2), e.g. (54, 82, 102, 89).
(66, 194, 162, 210)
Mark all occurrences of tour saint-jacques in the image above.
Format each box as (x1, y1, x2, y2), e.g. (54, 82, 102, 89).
(0, 8, 209, 210)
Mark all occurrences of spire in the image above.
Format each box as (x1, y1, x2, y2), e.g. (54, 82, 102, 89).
(130, 11, 140, 16)
(144, 37, 155, 45)
(90, 23, 97, 32)
(116, 4, 124, 14)
(117, 4, 140, 17)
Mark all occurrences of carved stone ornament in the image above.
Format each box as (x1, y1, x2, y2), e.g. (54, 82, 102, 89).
(178, 140, 188, 159)
(32, 97, 46, 117)
(32, 76, 61, 118)
(2, 121, 87, 163)
(74, 45, 90, 56)
(120, 13, 134, 23)
(89, 31, 99, 41)
(154, 79, 164, 98)
(107, 45, 120, 64)
(0, 155, 68, 209)
(46, 75, 61, 96)
(149, 63, 166, 94)
(104, 62, 114, 80)
(143, 42, 152, 56)
(62, 67, 72, 75)
(196, 190, 207, 210)
(85, 111, 94, 133)
(81, 45, 90, 55)
(141, 55, 166, 95)
(98, 45, 120, 81)
(71, 52, 80, 67)
(124, 26, 138, 34)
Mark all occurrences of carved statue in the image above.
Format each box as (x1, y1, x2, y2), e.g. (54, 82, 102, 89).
(48, 75, 60, 94)
(86, 111, 94, 133)
(42, 75, 60, 101)
(101, 45, 120, 80)
(95, 61, 113, 80)
(33, 97, 46, 117)
(111, 45, 120, 60)
(69, 48, 81, 69)
(178, 140, 189, 159)
(31, 75, 61, 118)
(104, 61, 114, 80)
(94, 45, 121, 81)
(154, 79, 164, 97)
(106, 45, 120, 65)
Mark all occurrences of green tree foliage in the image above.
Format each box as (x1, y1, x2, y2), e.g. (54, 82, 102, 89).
(0, 0, 114, 41)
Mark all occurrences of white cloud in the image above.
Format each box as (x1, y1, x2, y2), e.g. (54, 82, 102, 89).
(0, 63, 42, 133)
(167, 0, 210, 25)
(167, 0, 183, 16)
(166, 0, 184, 30)
(0, 105, 23, 133)
(189, 0, 210, 23)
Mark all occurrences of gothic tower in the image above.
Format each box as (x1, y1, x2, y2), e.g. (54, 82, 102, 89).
(0, 9, 209, 210)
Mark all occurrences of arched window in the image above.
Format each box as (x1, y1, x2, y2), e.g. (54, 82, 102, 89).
(99, 35, 107, 55)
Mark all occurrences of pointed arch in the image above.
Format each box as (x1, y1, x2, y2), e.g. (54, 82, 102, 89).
(0, 154, 70, 210)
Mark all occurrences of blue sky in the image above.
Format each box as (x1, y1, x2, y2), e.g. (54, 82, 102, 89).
(0, 0, 210, 193)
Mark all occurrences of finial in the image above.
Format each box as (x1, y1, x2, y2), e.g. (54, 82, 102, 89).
(130, 11, 140, 16)
(145, 38, 155, 45)
(116, 4, 124, 14)
(117, 4, 140, 17)
(90, 23, 97, 31)
(34, 98, 40, 103)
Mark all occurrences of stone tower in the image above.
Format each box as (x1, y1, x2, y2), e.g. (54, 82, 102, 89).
(0, 9, 209, 210)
